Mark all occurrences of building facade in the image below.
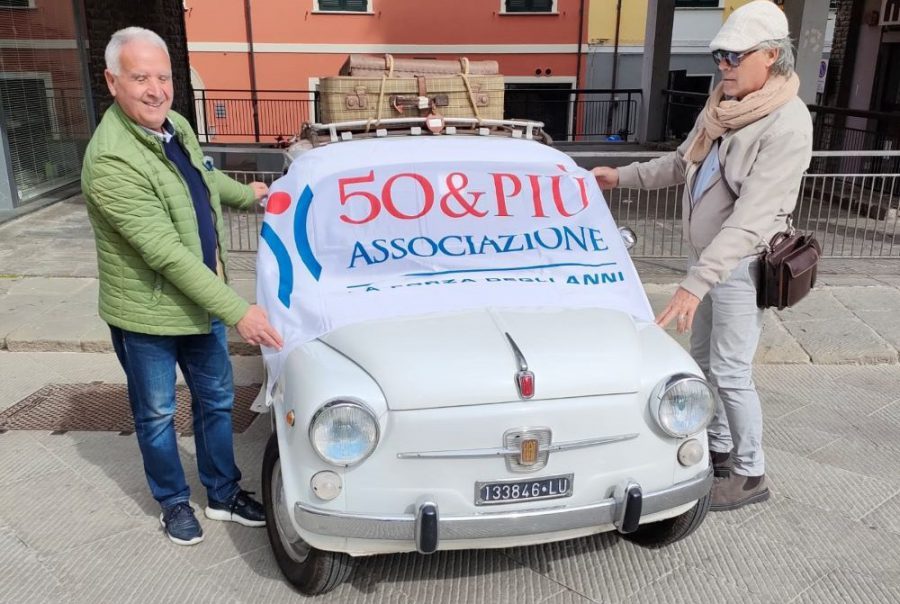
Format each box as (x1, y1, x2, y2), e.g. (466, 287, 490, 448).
(586, 0, 835, 97)
(183, 0, 589, 143)
(0, 0, 195, 217)
(822, 0, 900, 151)
(1, 0, 894, 214)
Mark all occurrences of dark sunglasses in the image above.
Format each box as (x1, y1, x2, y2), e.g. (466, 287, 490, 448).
(711, 49, 758, 68)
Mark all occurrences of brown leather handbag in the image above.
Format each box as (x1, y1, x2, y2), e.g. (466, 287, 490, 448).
(756, 217, 821, 310)
(717, 161, 820, 310)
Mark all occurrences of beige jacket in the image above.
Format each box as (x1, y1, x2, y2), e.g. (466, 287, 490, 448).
(617, 96, 812, 300)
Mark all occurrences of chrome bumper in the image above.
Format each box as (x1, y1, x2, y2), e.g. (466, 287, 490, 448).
(294, 468, 712, 551)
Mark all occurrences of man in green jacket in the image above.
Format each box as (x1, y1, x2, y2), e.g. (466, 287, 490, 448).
(82, 26, 283, 546)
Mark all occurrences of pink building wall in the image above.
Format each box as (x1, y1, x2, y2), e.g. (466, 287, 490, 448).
(183, 0, 588, 142)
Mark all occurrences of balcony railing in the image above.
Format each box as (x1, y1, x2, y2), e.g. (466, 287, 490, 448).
(661, 90, 900, 170)
(808, 105, 900, 174)
(194, 89, 318, 144)
(193, 88, 642, 144)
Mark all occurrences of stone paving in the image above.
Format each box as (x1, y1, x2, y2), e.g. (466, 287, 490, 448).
(2, 197, 900, 602)
(2, 356, 900, 603)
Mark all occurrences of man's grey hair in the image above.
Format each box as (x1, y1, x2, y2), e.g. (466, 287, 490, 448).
(756, 37, 795, 77)
(105, 27, 169, 75)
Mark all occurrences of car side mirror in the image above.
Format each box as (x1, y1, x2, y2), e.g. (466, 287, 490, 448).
(619, 226, 637, 251)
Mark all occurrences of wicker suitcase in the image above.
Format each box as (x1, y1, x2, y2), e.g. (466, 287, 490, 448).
(319, 54, 504, 124)
(318, 74, 504, 123)
(340, 53, 499, 78)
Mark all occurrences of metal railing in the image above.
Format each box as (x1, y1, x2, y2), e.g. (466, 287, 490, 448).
(662, 92, 900, 164)
(222, 151, 900, 259)
(195, 88, 642, 143)
(506, 88, 641, 142)
(221, 170, 282, 252)
(585, 150, 900, 259)
(661, 89, 706, 141)
(808, 105, 900, 174)
(194, 89, 318, 143)
(603, 172, 900, 259)
(196, 87, 899, 155)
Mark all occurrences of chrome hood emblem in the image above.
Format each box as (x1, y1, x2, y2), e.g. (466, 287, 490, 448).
(505, 332, 535, 399)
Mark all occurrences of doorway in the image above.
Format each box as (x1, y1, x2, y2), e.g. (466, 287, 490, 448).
(504, 82, 574, 142)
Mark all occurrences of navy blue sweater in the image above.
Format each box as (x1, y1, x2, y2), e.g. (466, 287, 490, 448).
(162, 126, 217, 273)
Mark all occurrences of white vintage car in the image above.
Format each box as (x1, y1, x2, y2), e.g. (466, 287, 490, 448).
(256, 119, 715, 595)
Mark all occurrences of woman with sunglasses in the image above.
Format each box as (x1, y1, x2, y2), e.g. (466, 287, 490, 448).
(593, 0, 812, 512)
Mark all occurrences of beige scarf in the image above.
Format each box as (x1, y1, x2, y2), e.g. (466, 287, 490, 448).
(684, 72, 800, 164)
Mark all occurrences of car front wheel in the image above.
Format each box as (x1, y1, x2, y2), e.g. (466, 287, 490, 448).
(262, 432, 353, 595)
(622, 492, 711, 548)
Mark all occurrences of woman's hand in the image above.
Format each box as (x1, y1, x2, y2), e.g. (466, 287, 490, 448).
(591, 166, 620, 189)
(656, 287, 702, 333)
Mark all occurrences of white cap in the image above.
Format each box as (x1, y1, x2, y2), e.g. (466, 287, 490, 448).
(709, 0, 789, 53)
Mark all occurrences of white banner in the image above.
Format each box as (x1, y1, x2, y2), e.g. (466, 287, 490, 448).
(256, 137, 652, 395)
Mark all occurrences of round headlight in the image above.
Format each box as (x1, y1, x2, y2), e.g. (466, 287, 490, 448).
(651, 374, 715, 437)
(309, 400, 379, 466)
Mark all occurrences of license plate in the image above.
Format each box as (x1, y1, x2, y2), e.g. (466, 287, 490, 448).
(475, 474, 574, 506)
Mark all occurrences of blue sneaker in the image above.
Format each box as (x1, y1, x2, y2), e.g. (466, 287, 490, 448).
(159, 502, 204, 546)
(205, 489, 266, 527)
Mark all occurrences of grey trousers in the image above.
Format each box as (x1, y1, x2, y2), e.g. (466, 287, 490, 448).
(689, 255, 766, 477)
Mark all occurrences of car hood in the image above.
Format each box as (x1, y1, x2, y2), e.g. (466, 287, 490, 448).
(319, 308, 644, 411)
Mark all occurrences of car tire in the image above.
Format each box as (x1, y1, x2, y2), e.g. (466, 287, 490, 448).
(263, 432, 353, 595)
(622, 492, 711, 548)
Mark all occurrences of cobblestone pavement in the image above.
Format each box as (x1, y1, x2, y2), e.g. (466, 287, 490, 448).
(2, 356, 900, 603)
(2, 197, 900, 602)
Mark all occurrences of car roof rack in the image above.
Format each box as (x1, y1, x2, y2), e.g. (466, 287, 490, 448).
(292, 116, 550, 150)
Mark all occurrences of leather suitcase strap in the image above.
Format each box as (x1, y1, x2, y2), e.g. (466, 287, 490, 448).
(320, 72, 505, 123)
(340, 53, 500, 77)
(387, 76, 450, 115)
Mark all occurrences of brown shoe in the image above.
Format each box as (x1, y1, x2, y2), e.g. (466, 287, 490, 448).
(710, 450, 733, 478)
(710, 473, 770, 512)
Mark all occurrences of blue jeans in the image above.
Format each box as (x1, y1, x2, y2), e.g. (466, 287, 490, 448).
(109, 320, 242, 509)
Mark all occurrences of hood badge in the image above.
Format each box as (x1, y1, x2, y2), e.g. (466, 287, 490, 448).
(505, 332, 535, 400)
(519, 437, 539, 465)
(504, 428, 551, 472)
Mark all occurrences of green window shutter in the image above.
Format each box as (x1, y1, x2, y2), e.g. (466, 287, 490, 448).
(505, 0, 554, 12)
(318, 0, 368, 11)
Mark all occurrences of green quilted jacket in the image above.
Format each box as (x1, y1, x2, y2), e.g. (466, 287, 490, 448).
(82, 104, 256, 335)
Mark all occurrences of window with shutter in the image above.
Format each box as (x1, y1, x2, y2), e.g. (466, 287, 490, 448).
(0, 77, 86, 201)
(316, 0, 369, 12)
(504, 0, 554, 13)
(0, 0, 91, 208)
